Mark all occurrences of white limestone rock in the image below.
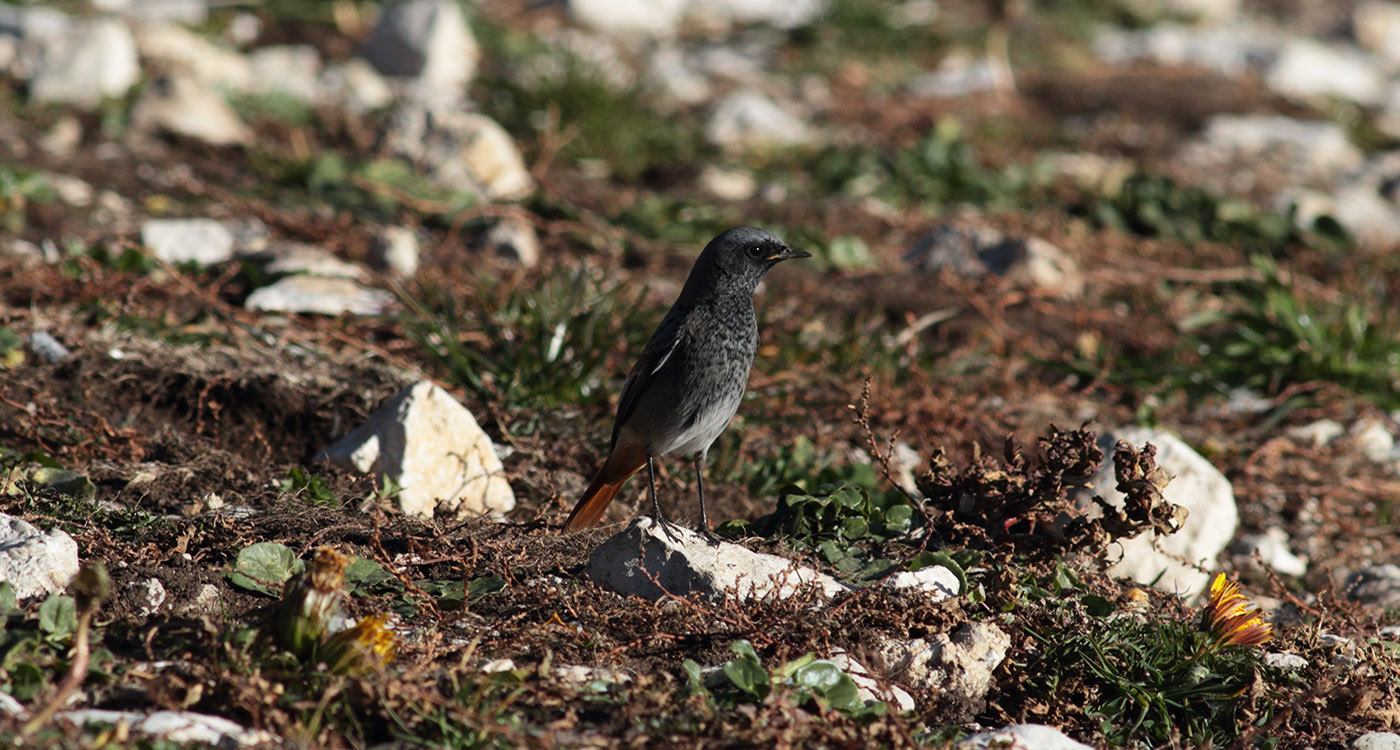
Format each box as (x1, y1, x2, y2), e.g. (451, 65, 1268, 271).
(0, 513, 79, 600)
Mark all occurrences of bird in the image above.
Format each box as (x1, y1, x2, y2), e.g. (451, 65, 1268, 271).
(562, 226, 810, 537)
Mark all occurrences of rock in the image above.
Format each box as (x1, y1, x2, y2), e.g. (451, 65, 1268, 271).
(28, 17, 139, 107)
(319, 381, 515, 518)
(957, 725, 1094, 750)
(569, 0, 689, 38)
(134, 22, 253, 92)
(130, 73, 254, 146)
(0, 513, 80, 600)
(699, 166, 757, 202)
(244, 241, 365, 279)
(0, 690, 24, 716)
(706, 89, 816, 150)
(129, 577, 166, 617)
(908, 55, 999, 99)
(91, 0, 209, 24)
(39, 115, 82, 156)
(1265, 39, 1384, 105)
(905, 225, 1084, 297)
(247, 44, 322, 102)
(586, 517, 850, 602)
(1264, 652, 1309, 670)
(380, 103, 534, 200)
(553, 665, 633, 687)
(45, 172, 93, 207)
(646, 45, 713, 106)
(1285, 418, 1345, 447)
(823, 650, 914, 712)
(28, 331, 71, 363)
(140, 218, 236, 266)
(1089, 427, 1238, 595)
(1093, 23, 1280, 79)
(1151, 0, 1241, 23)
(1352, 418, 1397, 464)
(1180, 115, 1362, 190)
(178, 583, 221, 617)
(56, 710, 273, 747)
(361, 0, 478, 98)
(319, 58, 394, 113)
(1357, 2, 1400, 70)
(244, 276, 393, 316)
(480, 216, 540, 267)
(883, 567, 960, 600)
(874, 623, 1009, 720)
(481, 658, 516, 673)
(1346, 564, 1400, 609)
(1356, 732, 1400, 750)
(369, 226, 420, 277)
(688, 0, 828, 29)
(1230, 528, 1307, 577)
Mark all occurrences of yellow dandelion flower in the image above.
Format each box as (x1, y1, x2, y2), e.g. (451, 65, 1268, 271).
(1200, 573, 1273, 648)
(321, 614, 399, 675)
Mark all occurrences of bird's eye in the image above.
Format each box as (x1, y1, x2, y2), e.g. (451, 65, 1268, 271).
(746, 245, 765, 259)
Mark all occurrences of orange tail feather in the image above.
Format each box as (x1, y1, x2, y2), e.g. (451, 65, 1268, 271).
(562, 444, 647, 531)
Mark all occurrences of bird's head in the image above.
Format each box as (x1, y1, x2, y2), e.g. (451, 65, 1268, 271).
(696, 226, 810, 291)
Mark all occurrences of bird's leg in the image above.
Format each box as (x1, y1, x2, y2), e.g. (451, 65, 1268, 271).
(647, 455, 681, 542)
(694, 454, 721, 544)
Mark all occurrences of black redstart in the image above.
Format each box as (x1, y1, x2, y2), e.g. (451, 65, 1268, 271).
(562, 226, 810, 536)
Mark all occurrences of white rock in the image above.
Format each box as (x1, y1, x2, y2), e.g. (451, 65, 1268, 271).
(481, 658, 516, 673)
(586, 517, 850, 602)
(1230, 527, 1307, 577)
(481, 216, 540, 267)
(134, 22, 253, 92)
(0, 513, 79, 600)
(569, 0, 689, 38)
(0, 690, 24, 716)
(1355, 732, 1400, 750)
(706, 89, 815, 150)
(883, 567, 960, 600)
(553, 664, 633, 686)
(130, 73, 253, 146)
(646, 46, 713, 106)
(1153, 0, 1240, 23)
(369, 226, 420, 277)
(875, 623, 1008, 718)
(1264, 652, 1308, 670)
(319, 58, 394, 113)
(1285, 418, 1345, 447)
(908, 55, 999, 99)
(91, 0, 209, 24)
(1352, 418, 1396, 464)
(244, 276, 393, 316)
(129, 577, 166, 617)
(699, 166, 757, 202)
(823, 651, 914, 712)
(178, 583, 221, 616)
(247, 44, 322, 102)
(56, 710, 273, 747)
(28, 17, 139, 107)
(1091, 427, 1238, 596)
(687, 0, 828, 29)
(361, 0, 479, 97)
(1346, 564, 1400, 609)
(28, 331, 71, 363)
(319, 381, 515, 518)
(1093, 23, 1280, 78)
(958, 724, 1094, 750)
(1356, 2, 1400, 70)
(245, 242, 365, 279)
(44, 172, 94, 207)
(380, 103, 533, 200)
(140, 218, 236, 265)
(1266, 39, 1384, 105)
(905, 225, 1084, 298)
(1181, 115, 1363, 186)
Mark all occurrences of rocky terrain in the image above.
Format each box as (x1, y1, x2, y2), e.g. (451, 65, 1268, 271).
(2, 0, 1400, 747)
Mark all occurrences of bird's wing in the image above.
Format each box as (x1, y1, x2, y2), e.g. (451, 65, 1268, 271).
(610, 310, 688, 449)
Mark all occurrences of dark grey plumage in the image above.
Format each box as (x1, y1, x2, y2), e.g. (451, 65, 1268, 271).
(563, 226, 809, 535)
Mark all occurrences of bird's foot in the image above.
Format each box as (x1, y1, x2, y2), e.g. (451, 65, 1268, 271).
(696, 524, 722, 545)
(649, 513, 684, 543)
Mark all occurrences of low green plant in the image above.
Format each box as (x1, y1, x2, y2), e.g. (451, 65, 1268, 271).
(278, 466, 337, 507)
(0, 583, 114, 703)
(0, 164, 54, 234)
(402, 265, 652, 412)
(683, 640, 886, 720)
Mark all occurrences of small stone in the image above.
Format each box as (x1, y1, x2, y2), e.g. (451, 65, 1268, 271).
(1264, 652, 1309, 670)
(129, 577, 166, 617)
(361, 0, 479, 97)
(134, 22, 254, 92)
(874, 623, 1009, 721)
(1285, 418, 1345, 447)
(706, 89, 816, 151)
(905, 225, 1084, 297)
(1351, 418, 1396, 464)
(1086, 427, 1238, 595)
(1180, 115, 1362, 187)
(1356, 733, 1400, 750)
(569, 0, 689, 38)
(247, 44, 322, 102)
(369, 226, 420, 277)
(0, 512, 80, 600)
(319, 58, 394, 113)
(1346, 564, 1400, 609)
(0, 691, 24, 716)
(480, 217, 539, 267)
(39, 116, 82, 156)
(883, 567, 960, 600)
(91, 0, 209, 24)
(45, 172, 93, 207)
(28, 331, 71, 364)
(908, 54, 999, 99)
(1357, 2, 1400, 70)
(179, 583, 221, 616)
(699, 166, 757, 202)
(1094, 23, 1280, 79)
(244, 276, 393, 316)
(380, 104, 533, 201)
(55, 710, 274, 748)
(1230, 528, 1308, 577)
(244, 241, 365, 279)
(957, 725, 1094, 750)
(318, 381, 515, 518)
(646, 46, 712, 106)
(586, 517, 850, 602)
(130, 73, 254, 147)
(28, 17, 139, 108)
(553, 665, 633, 687)
(141, 218, 237, 266)
(481, 658, 516, 673)
(1266, 39, 1384, 105)
(823, 650, 914, 712)
(688, 0, 828, 29)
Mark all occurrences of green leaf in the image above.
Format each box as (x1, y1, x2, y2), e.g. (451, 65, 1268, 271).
(467, 575, 507, 602)
(344, 556, 392, 592)
(723, 657, 769, 699)
(839, 517, 869, 539)
(38, 594, 77, 639)
(226, 542, 304, 597)
(1082, 594, 1117, 617)
(28, 468, 95, 500)
(790, 660, 844, 693)
(0, 582, 16, 615)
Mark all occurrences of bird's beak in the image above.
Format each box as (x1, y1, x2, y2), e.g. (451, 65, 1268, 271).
(766, 247, 812, 262)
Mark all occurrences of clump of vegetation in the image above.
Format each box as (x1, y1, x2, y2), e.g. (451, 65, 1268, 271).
(683, 639, 887, 720)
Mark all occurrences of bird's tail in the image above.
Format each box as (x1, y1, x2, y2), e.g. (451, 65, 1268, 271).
(562, 444, 647, 531)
